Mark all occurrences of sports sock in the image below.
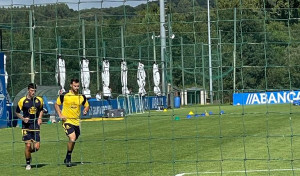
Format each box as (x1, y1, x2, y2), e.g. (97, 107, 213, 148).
(26, 158, 31, 165)
(66, 150, 72, 160)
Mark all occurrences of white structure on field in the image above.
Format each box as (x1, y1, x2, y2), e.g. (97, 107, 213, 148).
(137, 62, 146, 96)
(121, 60, 130, 95)
(153, 62, 161, 96)
(102, 59, 111, 97)
(4, 54, 8, 89)
(55, 55, 66, 93)
(81, 58, 91, 98)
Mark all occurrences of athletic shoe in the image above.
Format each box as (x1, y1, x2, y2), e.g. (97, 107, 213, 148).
(64, 158, 72, 167)
(25, 165, 31, 170)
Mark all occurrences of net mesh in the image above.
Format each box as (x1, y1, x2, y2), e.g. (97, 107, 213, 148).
(1, 0, 300, 175)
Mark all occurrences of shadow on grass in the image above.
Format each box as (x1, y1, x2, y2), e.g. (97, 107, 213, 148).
(58, 161, 92, 167)
(72, 161, 92, 165)
(21, 163, 48, 169)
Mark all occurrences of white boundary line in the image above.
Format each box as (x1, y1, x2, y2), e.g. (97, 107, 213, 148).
(175, 168, 300, 176)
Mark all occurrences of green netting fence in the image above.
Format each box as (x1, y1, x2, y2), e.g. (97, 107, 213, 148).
(1, 0, 300, 175)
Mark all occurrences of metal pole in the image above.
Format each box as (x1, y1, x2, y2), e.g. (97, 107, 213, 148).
(82, 19, 86, 58)
(207, 0, 213, 103)
(201, 42, 205, 91)
(95, 15, 100, 91)
(103, 41, 106, 58)
(233, 8, 237, 93)
(152, 32, 156, 62)
(219, 30, 223, 104)
(30, 10, 35, 83)
(181, 37, 185, 105)
(58, 36, 61, 54)
(39, 37, 42, 85)
(159, 0, 166, 96)
(57, 36, 61, 86)
(121, 26, 125, 59)
(139, 46, 141, 61)
(168, 14, 174, 108)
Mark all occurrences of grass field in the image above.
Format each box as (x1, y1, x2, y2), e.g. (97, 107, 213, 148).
(1, 104, 300, 176)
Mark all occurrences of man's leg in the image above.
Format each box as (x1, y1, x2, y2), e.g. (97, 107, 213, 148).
(64, 132, 76, 167)
(25, 141, 32, 170)
(30, 141, 40, 153)
(31, 132, 40, 153)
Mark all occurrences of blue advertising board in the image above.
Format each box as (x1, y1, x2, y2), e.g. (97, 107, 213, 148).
(80, 96, 167, 118)
(83, 99, 116, 118)
(0, 52, 7, 128)
(147, 96, 166, 110)
(233, 91, 300, 106)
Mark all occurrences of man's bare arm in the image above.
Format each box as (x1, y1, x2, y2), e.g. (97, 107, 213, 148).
(15, 112, 29, 123)
(54, 103, 66, 120)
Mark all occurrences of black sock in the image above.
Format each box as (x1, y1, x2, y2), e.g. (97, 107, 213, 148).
(26, 158, 31, 165)
(66, 150, 72, 160)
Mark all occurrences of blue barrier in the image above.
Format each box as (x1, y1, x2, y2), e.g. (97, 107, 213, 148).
(293, 100, 300, 106)
(4, 95, 168, 127)
(233, 91, 300, 106)
(82, 96, 167, 118)
(42, 95, 51, 113)
(0, 52, 8, 128)
(147, 96, 167, 110)
(6, 103, 15, 127)
(83, 99, 114, 118)
(174, 96, 180, 108)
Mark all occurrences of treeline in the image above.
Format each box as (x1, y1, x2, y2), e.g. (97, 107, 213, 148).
(1, 0, 300, 102)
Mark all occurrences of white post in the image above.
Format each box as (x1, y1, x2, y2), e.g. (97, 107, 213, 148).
(207, 0, 213, 103)
(159, 0, 166, 96)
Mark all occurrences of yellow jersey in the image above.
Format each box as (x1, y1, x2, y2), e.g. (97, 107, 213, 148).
(56, 91, 89, 126)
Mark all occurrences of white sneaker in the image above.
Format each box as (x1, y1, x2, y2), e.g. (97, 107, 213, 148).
(25, 165, 31, 170)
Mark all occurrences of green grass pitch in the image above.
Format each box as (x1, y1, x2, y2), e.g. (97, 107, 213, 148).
(1, 104, 300, 176)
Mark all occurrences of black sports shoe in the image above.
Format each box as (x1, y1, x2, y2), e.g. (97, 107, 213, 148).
(64, 158, 72, 167)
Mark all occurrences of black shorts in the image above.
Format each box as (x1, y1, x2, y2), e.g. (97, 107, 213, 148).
(63, 123, 80, 140)
(22, 129, 40, 142)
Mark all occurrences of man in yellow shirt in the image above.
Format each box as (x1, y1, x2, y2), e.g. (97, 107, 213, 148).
(55, 78, 89, 167)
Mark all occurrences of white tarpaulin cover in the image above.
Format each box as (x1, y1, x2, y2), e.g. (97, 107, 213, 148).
(137, 62, 146, 96)
(102, 59, 111, 97)
(153, 63, 161, 96)
(81, 58, 91, 98)
(4, 55, 7, 88)
(55, 55, 66, 92)
(121, 61, 130, 95)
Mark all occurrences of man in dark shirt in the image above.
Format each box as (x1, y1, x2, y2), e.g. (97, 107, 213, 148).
(15, 83, 44, 170)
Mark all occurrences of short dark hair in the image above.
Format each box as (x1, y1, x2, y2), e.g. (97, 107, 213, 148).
(28, 83, 37, 90)
(70, 78, 79, 84)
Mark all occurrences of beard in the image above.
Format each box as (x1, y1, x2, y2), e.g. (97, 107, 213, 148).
(72, 89, 79, 94)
